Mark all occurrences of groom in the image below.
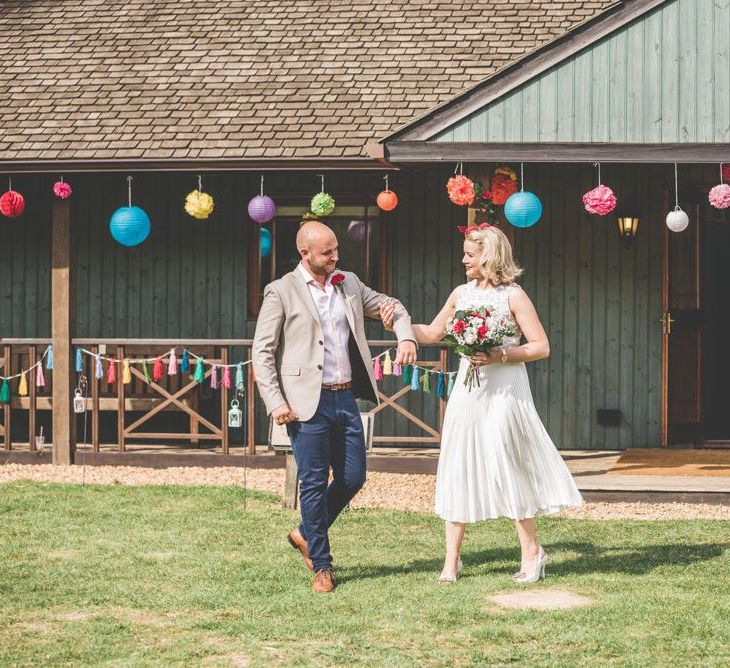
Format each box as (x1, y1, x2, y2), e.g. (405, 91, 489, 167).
(252, 220, 417, 592)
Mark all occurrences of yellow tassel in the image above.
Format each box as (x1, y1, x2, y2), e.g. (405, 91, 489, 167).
(122, 359, 132, 384)
(18, 370, 28, 396)
(383, 350, 393, 375)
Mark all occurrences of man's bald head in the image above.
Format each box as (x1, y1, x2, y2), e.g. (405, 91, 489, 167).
(296, 220, 336, 252)
(297, 221, 339, 277)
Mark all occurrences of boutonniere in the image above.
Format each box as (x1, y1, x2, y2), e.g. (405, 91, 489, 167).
(331, 272, 346, 286)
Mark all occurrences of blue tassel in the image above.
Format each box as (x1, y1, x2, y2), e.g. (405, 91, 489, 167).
(181, 349, 190, 373)
(75, 348, 83, 373)
(437, 372, 445, 397)
(46, 345, 53, 370)
(410, 366, 420, 391)
(95, 355, 103, 379)
(447, 372, 456, 396)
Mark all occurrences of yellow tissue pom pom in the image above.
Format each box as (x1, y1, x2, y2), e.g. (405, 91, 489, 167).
(185, 190, 215, 220)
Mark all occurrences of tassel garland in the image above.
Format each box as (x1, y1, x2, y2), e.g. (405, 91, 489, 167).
(235, 363, 244, 390)
(168, 349, 178, 375)
(422, 371, 431, 393)
(410, 366, 420, 390)
(402, 364, 412, 384)
(18, 370, 28, 397)
(222, 365, 232, 389)
(181, 349, 190, 373)
(46, 345, 53, 370)
(95, 355, 103, 380)
(153, 355, 164, 382)
(194, 356, 205, 383)
(142, 359, 152, 384)
(436, 372, 445, 397)
(106, 359, 116, 385)
(75, 348, 83, 373)
(447, 372, 455, 396)
(0, 379, 9, 404)
(36, 364, 45, 388)
(210, 365, 218, 389)
(122, 359, 132, 384)
(374, 356, 383, 381)
(392, 362, 402, 376)
(383, 350, 392, 375)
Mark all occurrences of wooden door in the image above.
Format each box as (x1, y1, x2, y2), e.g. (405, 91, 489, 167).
(662, 204, 702, 446)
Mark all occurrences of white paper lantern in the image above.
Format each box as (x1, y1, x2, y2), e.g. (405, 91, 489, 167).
(666, 207, 689, 233)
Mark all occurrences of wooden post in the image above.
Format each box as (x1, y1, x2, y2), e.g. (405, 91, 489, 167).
(247, 352, 256, 454)
(117, 345, 125, 452)
(283, 454, 299, 509)
(91, 345, 100, 451)
(51, 199, 75, 465)
(29, 346, 37, 451)
(221, 347, 229, 454)
(2, 346, 11, 450)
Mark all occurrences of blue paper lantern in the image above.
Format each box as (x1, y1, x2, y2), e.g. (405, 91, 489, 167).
(504, 191, 542, 228)
(248, 194, 276, 224)
(109, 206, 151, 246)
(260, 227, 272, 257)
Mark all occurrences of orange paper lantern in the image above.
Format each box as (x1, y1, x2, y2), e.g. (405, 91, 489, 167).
(377, 189, 398, 211)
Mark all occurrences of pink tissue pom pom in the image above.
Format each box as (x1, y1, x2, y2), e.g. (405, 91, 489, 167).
(709, 183, 730, 209)
(53, 181, 72, 199)
(582, 184, 617, 216)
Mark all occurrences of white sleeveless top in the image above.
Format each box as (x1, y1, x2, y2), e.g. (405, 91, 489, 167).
(455, 280, 523, 348)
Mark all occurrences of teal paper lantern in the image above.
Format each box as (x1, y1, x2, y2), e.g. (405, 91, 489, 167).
(109, 206, 151, 246)
(260, 227, 272, 257)
(504, 191, 542, 228)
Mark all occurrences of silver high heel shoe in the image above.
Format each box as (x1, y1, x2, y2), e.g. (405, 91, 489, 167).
(514, 547, 547, 584)
(438, 558, 463, 584)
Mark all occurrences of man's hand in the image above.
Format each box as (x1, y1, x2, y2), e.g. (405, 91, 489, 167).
(379, 299, 396, 331)
(272, 403, 299, 426)
(395, 340, 417, 366)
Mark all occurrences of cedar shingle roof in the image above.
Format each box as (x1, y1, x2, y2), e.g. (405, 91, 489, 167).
(0, 0, 617, 162)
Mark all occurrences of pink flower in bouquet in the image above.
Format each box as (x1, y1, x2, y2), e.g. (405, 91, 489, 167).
(709, 183, 730, 209)
(446, 175, 476, 206)
(583, 184, 617, 215)
(452, 319, 466, 334)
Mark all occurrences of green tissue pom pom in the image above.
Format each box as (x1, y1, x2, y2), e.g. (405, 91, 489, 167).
(311, 192, 335, 217)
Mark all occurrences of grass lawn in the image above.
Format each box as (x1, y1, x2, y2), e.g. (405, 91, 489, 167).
(1, 482, 729, 666)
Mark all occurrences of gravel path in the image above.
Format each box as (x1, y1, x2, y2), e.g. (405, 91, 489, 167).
(1, 464, 728, 520)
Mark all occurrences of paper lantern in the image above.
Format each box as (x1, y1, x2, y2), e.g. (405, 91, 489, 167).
(376, 189, 398, 211)
(504, 191, 542, 228)
(185, 189, 215, 219)
(248, 194, 276, 224)
(583, 184, 617, 215)
(53, 180, 72, 200)
(0, 190, 25, 218)
(666, 208, 689, 233)
(260, 227, 272, 257)
(109, 206, 151, 246)
(347, 220, 367, 241)
(311, 192, 335, 217)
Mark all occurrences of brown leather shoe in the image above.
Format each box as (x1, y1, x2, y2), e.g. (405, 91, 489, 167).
(287, 528, 314, 571)
(312, 568, 335, 593)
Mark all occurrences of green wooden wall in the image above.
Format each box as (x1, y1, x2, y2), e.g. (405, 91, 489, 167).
(435, 0, 730, 143)
(4, 165, 710, 449)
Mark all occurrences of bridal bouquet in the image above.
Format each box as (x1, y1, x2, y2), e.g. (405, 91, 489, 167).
(443, 306, 517, 391)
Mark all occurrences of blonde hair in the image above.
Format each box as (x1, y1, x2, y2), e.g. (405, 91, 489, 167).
(465, 225, 523, 284)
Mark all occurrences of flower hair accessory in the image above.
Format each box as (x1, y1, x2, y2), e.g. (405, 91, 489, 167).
(331, 272, 346, 286)
(457, 222, 494, 236)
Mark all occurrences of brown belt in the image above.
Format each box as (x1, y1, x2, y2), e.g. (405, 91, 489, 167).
(321, 381, 353, 391)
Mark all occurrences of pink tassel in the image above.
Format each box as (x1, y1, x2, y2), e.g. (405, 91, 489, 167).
(210, 365, 218, 389)
(35, 363, 45, 387)
(107, 359, 117, 385)
(167, 349, 178, 375)
(153, 355, 164, 382)
(222, 366, 232, 389)
(392, 362, 402, 376)
(374, 356, 383, 381)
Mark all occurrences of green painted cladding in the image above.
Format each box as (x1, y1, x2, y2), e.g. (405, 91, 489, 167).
(435, 0, 730, 144)
(0, 166, 673, 449)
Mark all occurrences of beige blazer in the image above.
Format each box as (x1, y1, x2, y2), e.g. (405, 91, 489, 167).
(252, 269, 415, 422)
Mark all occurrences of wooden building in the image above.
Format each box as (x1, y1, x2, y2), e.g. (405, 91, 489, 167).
(1, 0, 729, 464)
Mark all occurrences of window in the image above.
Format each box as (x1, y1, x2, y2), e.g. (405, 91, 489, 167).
(247, 204, 388, 317)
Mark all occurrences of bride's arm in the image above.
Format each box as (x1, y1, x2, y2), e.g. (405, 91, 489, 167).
(381, 289, 458, 345)
(501, 287, 550, 363)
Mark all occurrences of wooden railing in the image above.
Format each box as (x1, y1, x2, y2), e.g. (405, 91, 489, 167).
(1, 337, 452, 458)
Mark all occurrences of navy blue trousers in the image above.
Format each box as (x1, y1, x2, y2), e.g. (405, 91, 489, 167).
(286, 389, 366, 571)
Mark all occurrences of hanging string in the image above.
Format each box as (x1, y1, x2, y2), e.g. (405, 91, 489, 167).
(260, 174, 265, 197)
(673, 162, 680, 209)
(197, 174, 202, 192)
(317, 173, 325, 192)
(127, 175, 133, 207)
(453, 162, 463, 175)
(594, 161, 601, 186)
(520, 162, 524, 192)
(383, 173, 389, 190)
(721, 163, 725, 184)
(8, 176, 11, 191)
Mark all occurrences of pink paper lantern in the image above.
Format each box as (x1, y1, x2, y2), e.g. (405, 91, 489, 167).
(53, 180, 72, 199)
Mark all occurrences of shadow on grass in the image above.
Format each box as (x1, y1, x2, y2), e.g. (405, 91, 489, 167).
(335, 542, 730, 584)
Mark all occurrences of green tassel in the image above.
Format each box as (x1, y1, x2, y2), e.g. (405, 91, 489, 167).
(194, 356, 205, 383)
(447, 372, 456, 396)
(142, 360, 152, 384)
(0, 379, 9, 404)
(422, 371, 431, 393)
(403, 364, 412, 384)
(235, 363, 244, 390)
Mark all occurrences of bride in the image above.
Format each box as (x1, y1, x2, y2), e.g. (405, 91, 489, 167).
(382, 224, 583, 583)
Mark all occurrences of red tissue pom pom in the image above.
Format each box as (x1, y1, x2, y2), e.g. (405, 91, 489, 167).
(0, 190, 25, 218)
